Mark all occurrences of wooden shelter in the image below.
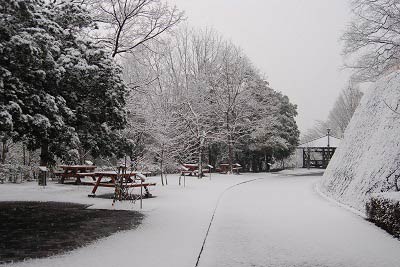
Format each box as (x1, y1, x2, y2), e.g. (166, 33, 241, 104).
(298, 134, 341, 169)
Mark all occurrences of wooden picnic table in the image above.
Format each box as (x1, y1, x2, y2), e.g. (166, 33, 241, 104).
(181, 164, 211, 175)
(217, 163, 242, 174)
(86, 171, 156, 197)
(58, 165, 97, 184)
(181, 164, 198, 175)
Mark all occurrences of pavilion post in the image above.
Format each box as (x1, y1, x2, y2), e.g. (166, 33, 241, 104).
(327, 128, 331, 148)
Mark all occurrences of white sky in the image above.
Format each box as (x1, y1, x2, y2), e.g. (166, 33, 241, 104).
(169, 0, 351, 134)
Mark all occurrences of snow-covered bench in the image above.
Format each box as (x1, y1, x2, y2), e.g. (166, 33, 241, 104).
(217, 163, 242, 174)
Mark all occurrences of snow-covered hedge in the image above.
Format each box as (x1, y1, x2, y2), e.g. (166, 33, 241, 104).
(320, 71, 400, 211)
(366, 193, 400, 238)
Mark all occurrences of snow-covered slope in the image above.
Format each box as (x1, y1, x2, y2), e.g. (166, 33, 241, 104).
(320, 71, 400, 212)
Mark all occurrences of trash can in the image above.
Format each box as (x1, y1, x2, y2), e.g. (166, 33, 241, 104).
(38, 166, 48, 186)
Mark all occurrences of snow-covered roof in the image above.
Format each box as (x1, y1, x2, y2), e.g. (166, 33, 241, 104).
(299, 135, 341, 148)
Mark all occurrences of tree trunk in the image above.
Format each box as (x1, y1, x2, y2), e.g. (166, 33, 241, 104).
(40, 141, 50, 166)
(226, 109, 233, 173)
(265, 153, 270, 172)
(23, 143, 26, 165)
(258, 157, 262, 173)
(228, 139, 233, 173)
(1, 140, 6, 164)
(160, 149, 164, 186)
(264, 152, 268, 172)
(28, 149, 32, 166)
(198, 139, 203, 178)
(78, 147, 86, 165)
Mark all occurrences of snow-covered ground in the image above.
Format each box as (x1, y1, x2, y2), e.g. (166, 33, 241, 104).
(200, 170, 400, 267)
(1, 170, 400, 267)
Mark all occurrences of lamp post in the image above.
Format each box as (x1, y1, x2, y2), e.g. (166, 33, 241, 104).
(327, 128, 331, 148)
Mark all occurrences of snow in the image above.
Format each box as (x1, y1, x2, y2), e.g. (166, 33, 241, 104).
(321, 71, 400, 212)
(32, 114, 51, 129)
(0, 111, 13, 129)
(1, 170, 400, 267)
(0, 174, 252, 267)
(299, 135, 341, 148)
(199, 171, 400, 267)
(374, 191, 400, 202)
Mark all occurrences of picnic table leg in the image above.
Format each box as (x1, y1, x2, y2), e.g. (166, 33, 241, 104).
(75, 174, 82, 185)
(140, 179, 143, 209)
(89, 175, 102, 197)
(144, 185, 151, 197)
(60, 170, 67, 184)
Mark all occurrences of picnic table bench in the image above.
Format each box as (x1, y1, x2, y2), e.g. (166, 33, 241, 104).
(217, 163, 242, 174)
(180, 164, 212, 176)
(86, 171, 156, 198)
(58, 165, 97, 184)
(180, 164, 198, 176)
(179, 164, 213, 186)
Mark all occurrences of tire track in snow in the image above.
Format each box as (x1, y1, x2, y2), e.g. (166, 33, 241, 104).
(194, 177, 266, 267)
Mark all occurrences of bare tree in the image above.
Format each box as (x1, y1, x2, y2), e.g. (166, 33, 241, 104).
(88, 0, 184, 57)
(343, 0, 400, 81)
(170, 28, 223, 177)
(327, 83, 363, 136)
(302, 83, 363, 142)
(209, 42, 256, 173)
(121, 25, 295, 175)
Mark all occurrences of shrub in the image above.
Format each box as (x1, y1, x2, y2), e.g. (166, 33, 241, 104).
(366, 194, 400, 238)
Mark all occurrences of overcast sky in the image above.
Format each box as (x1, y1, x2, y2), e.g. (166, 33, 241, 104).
(169, 0, 351, 134)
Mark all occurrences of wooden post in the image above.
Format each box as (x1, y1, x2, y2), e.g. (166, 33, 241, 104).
(140, 178, 143, 209)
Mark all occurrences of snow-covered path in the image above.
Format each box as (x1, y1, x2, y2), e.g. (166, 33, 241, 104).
(199, 171, 400, 267)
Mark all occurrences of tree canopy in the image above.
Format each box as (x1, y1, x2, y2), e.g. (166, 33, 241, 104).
(0, 0, 128, 165)
(122, 28, 300, 173)
(343, 0, 400, 82)
(1, 1, 299, 173)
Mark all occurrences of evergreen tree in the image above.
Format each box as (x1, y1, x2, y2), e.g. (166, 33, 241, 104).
(0, 0, 128, 165)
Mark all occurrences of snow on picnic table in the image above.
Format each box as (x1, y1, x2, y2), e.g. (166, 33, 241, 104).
(1, 169, 400, 267)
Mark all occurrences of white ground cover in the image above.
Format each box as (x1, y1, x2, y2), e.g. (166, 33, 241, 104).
(200, 170, 400, 267)
(1, 169, 400, 267)
(376, 191, 400, 202)
(0, 173, 252, 267)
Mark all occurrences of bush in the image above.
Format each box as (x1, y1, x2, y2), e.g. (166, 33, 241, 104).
(366, 194, 400, 238)
(0, 164, 34, 183)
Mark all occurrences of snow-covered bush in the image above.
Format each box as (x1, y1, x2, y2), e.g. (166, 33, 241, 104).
(366, 193, 400, 238)
(0, 164, 33, 183)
